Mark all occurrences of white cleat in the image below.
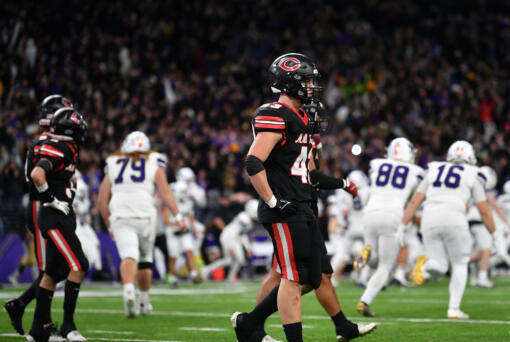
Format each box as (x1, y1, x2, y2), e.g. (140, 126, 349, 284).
(447, 309, 469, 320)
(124, 292, 137, 318)
(262, 334, 282, 342)
(139, 302, 153, 315)
(393, 273, 409, 287)
(337, 322, 377, 341)
(66, 330, 87, 342)
(476, 278, 494, 288)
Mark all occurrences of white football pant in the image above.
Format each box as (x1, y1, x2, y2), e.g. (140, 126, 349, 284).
(360, 212, 400, 305)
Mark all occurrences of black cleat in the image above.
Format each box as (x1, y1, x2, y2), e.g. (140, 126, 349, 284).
(4, 298, 25, 335)
(27, 323, 66, 342)
(231, 312, 264, 342)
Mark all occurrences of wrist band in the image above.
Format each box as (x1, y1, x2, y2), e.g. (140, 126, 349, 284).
(175, 213, 183, 221)
(265, 195, 277, 208)
(36, 182, 49, 193)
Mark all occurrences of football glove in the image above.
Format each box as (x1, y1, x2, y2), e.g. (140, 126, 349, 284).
(395, 223, 406, 247)
(276, 197, 298, 216)
(343, 179, 358, 197)
(43, 197, 70, 215)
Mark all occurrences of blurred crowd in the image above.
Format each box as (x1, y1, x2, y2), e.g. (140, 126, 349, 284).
(1, 0, 510, 233)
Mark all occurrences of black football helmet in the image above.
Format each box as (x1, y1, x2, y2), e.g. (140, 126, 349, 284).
(302, 100, 330, 134)
(39, 94, 73, 126)
(269, 53, 323, 103)
(50, 108, 88, 144)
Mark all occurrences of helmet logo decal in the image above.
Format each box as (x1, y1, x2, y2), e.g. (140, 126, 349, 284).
(279, 57, 301, 71)
(62, 98, 72, 107)
(135, 137, 145, 147)
(394, 143, 401, 155)
(70, 112, 82, 124)
(456, 146, 464, 158)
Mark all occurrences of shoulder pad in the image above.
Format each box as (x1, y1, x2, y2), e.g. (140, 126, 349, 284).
(39, 141, 65, 159)
(151, 152, 167, 168)
(253, 103, 286, 132)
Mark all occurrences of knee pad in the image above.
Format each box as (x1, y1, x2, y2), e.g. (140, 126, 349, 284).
(138, 262, 152, 270)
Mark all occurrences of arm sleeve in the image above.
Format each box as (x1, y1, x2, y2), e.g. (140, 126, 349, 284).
(416, 177, 429, 194)
(37, 142, 64, 171)
(156, 153, 168, 169)
(252, 106, 286, 134)
(472, 179, 487, 203)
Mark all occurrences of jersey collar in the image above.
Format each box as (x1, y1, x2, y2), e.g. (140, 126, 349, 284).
(277, 101, 308, 126)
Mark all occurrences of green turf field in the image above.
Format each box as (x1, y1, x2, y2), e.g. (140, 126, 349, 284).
(1, 277, 510, 341)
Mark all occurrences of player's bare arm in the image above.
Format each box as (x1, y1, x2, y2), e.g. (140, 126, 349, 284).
(476, 201, 495, 234)
(486, 193, 510, 227)
(401, 191, 426, 225)
(155, 167, 186, 229)
(97, 175, 112, 228)
(31, 164, 70, 215)
(245, 131, 282, 202)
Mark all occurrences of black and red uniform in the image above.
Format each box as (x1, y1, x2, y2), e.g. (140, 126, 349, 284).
(32, 138, 88, 281)
(253, 101, 322, 288)
(25, 134, 51, 272)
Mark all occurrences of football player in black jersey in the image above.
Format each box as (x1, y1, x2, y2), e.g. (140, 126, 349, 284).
(4, 95, 73, 337)
(251, 101, 376, 342)
(27, 108, 88, 342)
(231, 53, 368, 342)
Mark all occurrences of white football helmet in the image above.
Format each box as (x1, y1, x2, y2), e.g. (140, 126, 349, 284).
(446, 140, 476, 165)
(244, 199, 259, 221)
(176, 167, 196, 183)
(347, 170, 369, 189)
(121, 131, 150, 153)
(387, 137, 415, 163)
(171, 181, 189, 202)
(503, 180, 510, 194)
(479, 166, 497, 191)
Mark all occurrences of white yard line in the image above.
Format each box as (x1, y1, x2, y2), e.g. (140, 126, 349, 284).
(179, 327, 227, 332)
(87, 330, 134, 335)
(17, 308, 510, 325)
(387, 298, 510, 305)
(0, 334, 190, 342)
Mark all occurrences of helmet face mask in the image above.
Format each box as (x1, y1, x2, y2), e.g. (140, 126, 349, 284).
(269, 53, 323, 104)
(301, 100, 330, 134)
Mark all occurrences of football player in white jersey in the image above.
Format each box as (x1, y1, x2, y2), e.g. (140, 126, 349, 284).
(74, 171, 103, 275)
(175, 167, 207, 258)
(468, 166, 510, 287)
(397, 140, 495, 319)
(328, 170, 369, 284)
(98, 131, 185, 318)
(163, 180, 200, 285)
(201, 199, 259, 281)
(355, 137, 423, 317)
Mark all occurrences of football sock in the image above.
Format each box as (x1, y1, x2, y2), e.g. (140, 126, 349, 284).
(63, 280, 81, 328)
(394, 266, 406, 280)
(332, 310, 359, 338)
(19, 273, 42, 306)
(449, 264, 467, 310)
(124, 283, 135, 297)
(248, 284, 279, 326)
(283, 322, 303, 342)
(139, 290, 149, 304)
(360, 264, 390, 304)
(34, 287, 54, 325)
(478, 270, 488, 281)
